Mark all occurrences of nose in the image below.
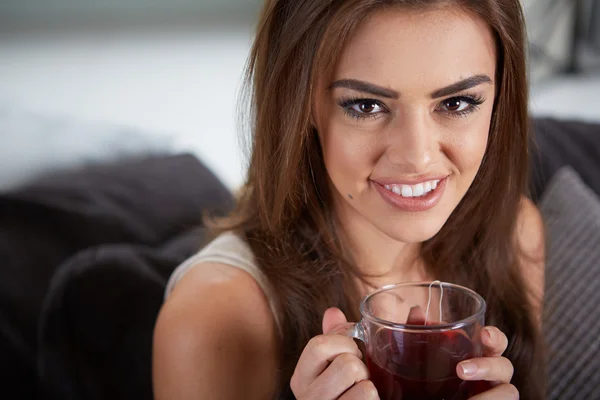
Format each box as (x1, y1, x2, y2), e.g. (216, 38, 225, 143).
(384, 112, 437, 172)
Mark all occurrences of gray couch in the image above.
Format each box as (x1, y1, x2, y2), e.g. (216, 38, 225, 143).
(531, 118, 600, 399)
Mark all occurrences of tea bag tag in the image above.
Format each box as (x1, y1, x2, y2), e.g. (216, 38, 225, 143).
(424, 280, 444, 325)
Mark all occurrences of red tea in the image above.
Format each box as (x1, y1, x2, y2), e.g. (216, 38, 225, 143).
(365, 328, 476, 400)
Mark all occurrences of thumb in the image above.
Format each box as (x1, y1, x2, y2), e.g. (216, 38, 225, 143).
(322, 307, 349, 334)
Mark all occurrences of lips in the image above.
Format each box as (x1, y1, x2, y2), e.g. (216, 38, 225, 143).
(372, 177, 448, 212)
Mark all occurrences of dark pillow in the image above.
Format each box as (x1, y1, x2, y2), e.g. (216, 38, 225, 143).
(37, 227, 206, 400)
(5, 153, 232, 244)
(529, 118, 600, 203)
(0, 154, 233, 396)
(540, 166, 600, 400)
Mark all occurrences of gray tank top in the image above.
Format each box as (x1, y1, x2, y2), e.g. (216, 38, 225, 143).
(164, 232, 282, 336)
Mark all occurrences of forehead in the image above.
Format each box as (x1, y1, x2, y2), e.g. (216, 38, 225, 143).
(333, 6, 497, 93)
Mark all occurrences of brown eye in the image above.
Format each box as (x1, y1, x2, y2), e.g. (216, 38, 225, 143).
(435, 95, 484, 118)
(339, 97, 386, 120)
(358, 100, 378, 113)
(444, 99, 462, 111)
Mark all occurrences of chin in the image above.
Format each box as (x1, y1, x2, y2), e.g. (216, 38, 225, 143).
(376, 216, 448, 244)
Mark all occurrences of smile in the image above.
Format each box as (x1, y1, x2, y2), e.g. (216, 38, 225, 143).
(383, 179, 440, 198)
(372, 177, 448, 212)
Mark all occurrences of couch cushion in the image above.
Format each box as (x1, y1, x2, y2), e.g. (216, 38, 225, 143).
(0, 153, 233, 395)
(530, 118, 600, 203)
(37, 226, 206, 400)
(540, 166, 600, 400)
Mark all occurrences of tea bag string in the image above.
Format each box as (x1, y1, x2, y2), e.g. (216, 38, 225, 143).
(424, 280, 444, 325)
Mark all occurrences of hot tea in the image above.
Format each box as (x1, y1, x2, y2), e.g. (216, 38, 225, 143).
(366, 328, 475, 400)
(339, 282, 487, 400)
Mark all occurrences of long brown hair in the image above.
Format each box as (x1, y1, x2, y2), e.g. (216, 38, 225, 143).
(214, 0, 544, 398)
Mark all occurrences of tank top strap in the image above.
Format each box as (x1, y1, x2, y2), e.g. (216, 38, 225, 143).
(164, 231, 282, 336)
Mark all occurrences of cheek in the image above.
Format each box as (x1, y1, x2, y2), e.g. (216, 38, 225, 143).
(321, 121, 382, 187)
(443, 117, 491, 174)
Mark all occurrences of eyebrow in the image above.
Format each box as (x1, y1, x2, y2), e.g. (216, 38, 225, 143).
(329, 74, 493, 99)
(329, 79, 399, 99)
(429, 75, 493, 98)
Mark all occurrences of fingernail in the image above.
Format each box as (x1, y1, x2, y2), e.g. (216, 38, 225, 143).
(460, 361, 478, 377)
(485, 327, 495, 343)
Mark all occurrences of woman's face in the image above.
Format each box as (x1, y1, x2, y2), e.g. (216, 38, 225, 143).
(315, 6, 497, 244)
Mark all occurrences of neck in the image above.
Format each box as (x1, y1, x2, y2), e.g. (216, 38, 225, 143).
(333, 195, 429, 296)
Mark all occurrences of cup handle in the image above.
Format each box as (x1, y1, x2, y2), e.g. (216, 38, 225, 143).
(333, 321, 367, 343)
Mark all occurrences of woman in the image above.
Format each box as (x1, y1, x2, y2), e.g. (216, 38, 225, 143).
(153, 0, 545, 399)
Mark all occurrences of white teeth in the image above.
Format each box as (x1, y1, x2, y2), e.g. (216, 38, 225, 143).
(383, 179, 442, 198)
(413, 183, 424, 197)
(401, 185, 413, 197)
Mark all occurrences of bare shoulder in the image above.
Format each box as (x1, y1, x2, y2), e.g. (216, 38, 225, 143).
(516, 196, 546, 260)
(515, 196, 546, 321)
(153, 262, 279, 400)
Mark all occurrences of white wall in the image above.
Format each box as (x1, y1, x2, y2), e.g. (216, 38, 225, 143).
(0, 27, 254, 190)
(522, 0, 576, 81)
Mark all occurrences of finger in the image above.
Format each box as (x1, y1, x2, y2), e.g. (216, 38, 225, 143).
(468, 383, 519, 399)
(457, 356, 514, 383)
(292, 334, 363, 390)
(481, 327, 509, 357)
(323, 307, 349, 334)
(340, 380, 380, 400)
(309, 353, 370, 400)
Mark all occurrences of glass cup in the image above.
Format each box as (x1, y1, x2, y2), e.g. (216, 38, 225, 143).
(341, 281, 486, 400)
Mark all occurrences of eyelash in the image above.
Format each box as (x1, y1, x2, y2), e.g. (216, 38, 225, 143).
(337, 94, 485, 121)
